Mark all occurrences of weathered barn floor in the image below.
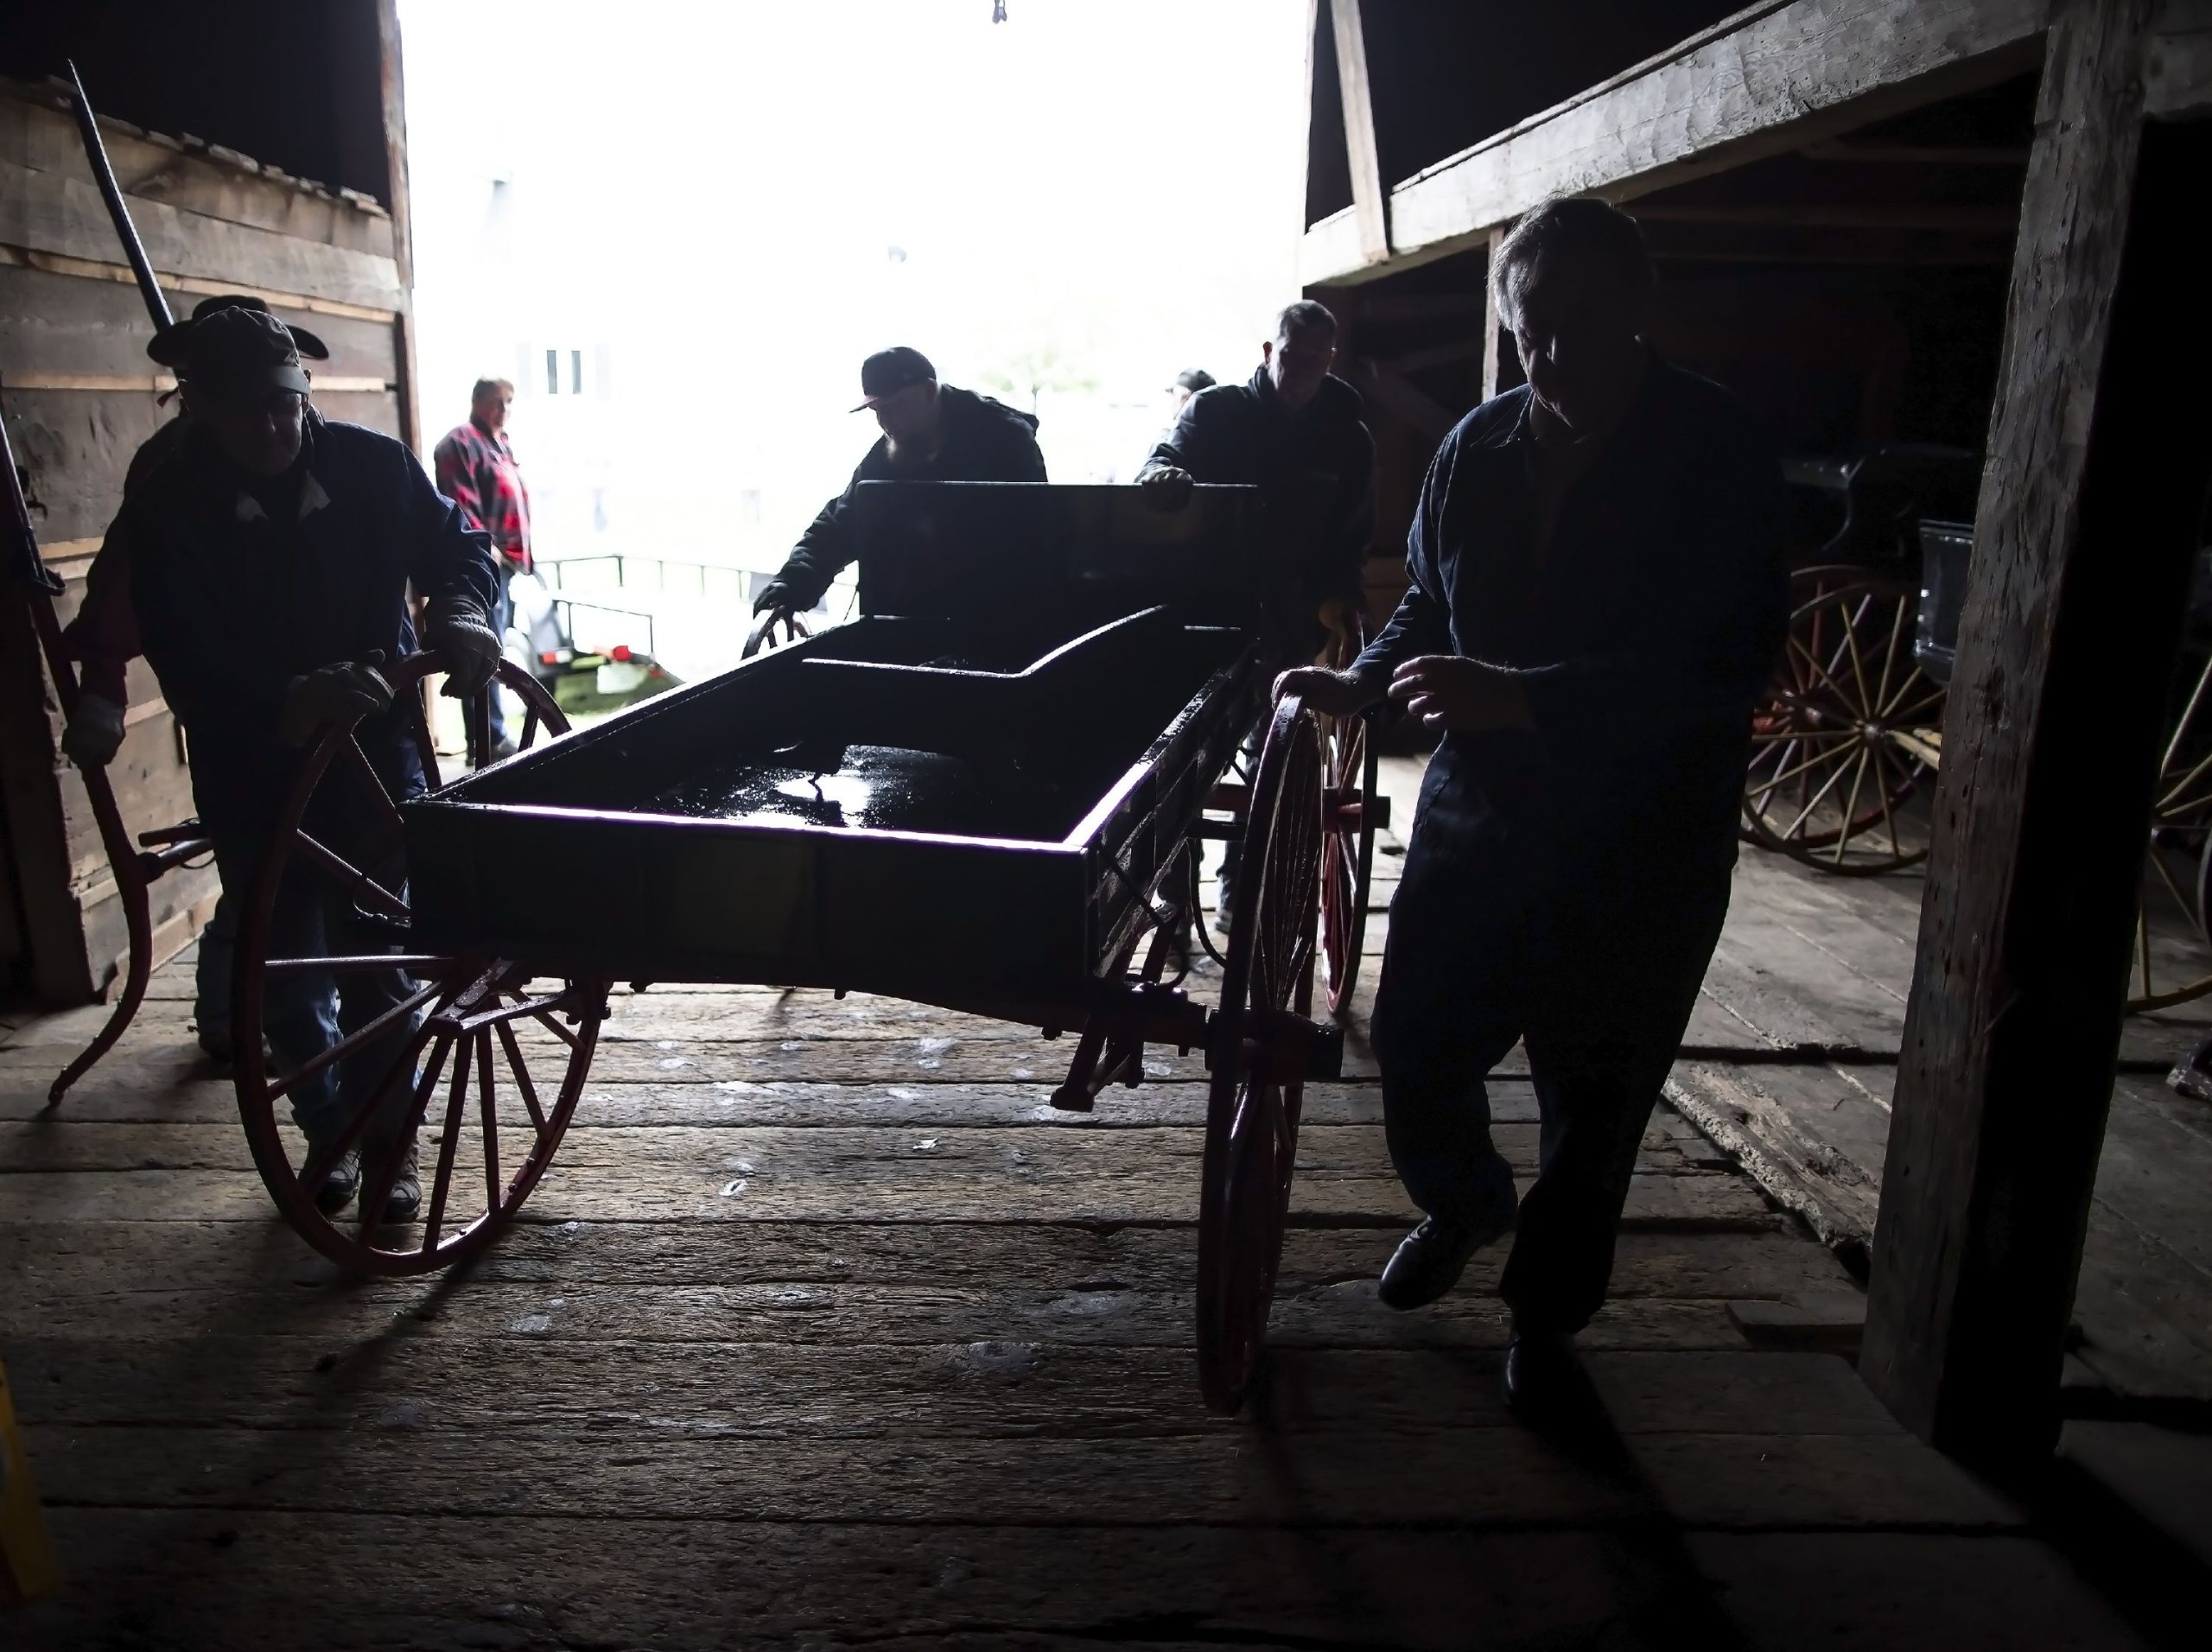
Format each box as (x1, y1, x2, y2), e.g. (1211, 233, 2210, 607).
(0, 758, 2177, 1649)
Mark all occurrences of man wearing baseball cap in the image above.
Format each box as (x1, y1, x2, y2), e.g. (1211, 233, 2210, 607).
(62, 297, 501, 1224)
(753, 346, 1046, 617)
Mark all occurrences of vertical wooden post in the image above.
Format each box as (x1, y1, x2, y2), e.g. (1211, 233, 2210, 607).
(1860, 0, 2212, 1466)
(1480, 225, 1523, 403)
(1328, 0, 1390, 267)
(374, 0, 423, 454)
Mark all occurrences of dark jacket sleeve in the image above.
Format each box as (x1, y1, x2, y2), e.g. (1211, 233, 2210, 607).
(1352, 439, 1455, 683)
(402, 441, 499, 614)
(773, 457, 873, 609)
(61, 511, 144, 705)
(1516, 424, 1787, 743)
(1139, 393, 1211, 481)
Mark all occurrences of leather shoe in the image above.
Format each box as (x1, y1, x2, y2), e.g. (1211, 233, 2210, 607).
(1503, 1327, 1581, 1422)
(1378, 1216, 1503, 1310)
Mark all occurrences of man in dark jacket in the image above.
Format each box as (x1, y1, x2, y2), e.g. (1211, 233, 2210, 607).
(1277, 200, 1787, 1420)
(753, 346, 1047, 616)
(1138, 299, 1376, 928)
(63, 303, 501, 1223)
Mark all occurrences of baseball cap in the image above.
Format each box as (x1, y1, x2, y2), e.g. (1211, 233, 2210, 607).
(1173, 369, 1216, 393)
(852, 346, 936, 411)
(149, 301, 327, 397)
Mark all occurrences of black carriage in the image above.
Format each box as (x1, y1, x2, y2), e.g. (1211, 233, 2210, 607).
(192, 481, 1384, 1414)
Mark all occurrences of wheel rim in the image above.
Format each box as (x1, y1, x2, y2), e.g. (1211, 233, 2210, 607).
(1316, 618, 1376, 1015)
(1743, 566, 1938, 874)
(232, 653, 612, 1274)
(2128, 649, 2212, 1013)
(1196, 693, 1322, 1414)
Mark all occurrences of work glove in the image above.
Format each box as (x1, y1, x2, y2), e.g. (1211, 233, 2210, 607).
(427, 596, 501, 698)
(753, 579, 797, 616)
(61, 692, 128, 770)
(1137, 464, 1195, 511)
(277, 652, 393, 747)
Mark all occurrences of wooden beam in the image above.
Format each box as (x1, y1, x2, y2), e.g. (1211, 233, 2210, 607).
(1328, 0, 1389, 266)
(1859, 0, 2212, 1467)
(373, 0, 423, 454)
(1632, 201, 2022, 233)
(0, 161, 404, 311)
(1479, 226, 1521, 403)
(1303, 0, 2049, 285)
(1354, 364, 1458, 444)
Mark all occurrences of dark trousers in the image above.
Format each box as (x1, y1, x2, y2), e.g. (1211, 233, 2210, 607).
(1372, 756, 1731, 1333)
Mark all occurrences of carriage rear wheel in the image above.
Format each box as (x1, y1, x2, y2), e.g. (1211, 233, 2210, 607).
(2127, 650, 2212, 1013)
(232, 653, 613, 1275)
(1743, 565, 1941, 875)
(1196, 692, 1322, 1414)
(1317, 620, 1380, 1017)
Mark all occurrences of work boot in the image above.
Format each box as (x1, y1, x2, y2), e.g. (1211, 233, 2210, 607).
(1378, 1214, 1508, 1310)
(302, 1142, 361, 1216)
(363, 1133, 423, 1224)
(1503, 1325, 1590, 1429)
(196, 1023, 234, 1063)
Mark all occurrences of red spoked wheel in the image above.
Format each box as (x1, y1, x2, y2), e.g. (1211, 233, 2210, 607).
(1196, 692, 1323, 1414)
(1316, 618, 1381, 1016)
(232, 652, 613, 1275)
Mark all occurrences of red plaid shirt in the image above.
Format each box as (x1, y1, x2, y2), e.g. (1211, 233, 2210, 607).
(433, 416, 531, 571)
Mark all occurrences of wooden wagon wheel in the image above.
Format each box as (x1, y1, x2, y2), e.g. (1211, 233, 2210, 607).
(1742, 565, 1940, 875)
(1317, 618, 1381, 1017)
(743, 607, 811, 659)
(1195, 691, 1322, 1414)
(2126, 649, 2212, 1013)
(232, 652, 613, 1275)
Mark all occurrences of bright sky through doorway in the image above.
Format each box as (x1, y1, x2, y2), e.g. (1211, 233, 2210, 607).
(399, 0, 1308, 635)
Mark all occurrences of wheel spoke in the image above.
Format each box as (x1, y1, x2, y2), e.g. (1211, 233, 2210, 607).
(1830, 751, 1874, 865)
(420, 1032, 474, 1249)
(296, 1016, 436, 1200)
(520, 706, 543, 752)
(526, 1005, 582, 1050)
(1778, 740, 1859, 842)
(358, 1032, 453, 1234)
(496, 1017, 549, 1134)
(340, 734, 408, 845)
(262, 976, 448, 1106)
(265, 953, 454, 979)
(290, 829, 410, 920)
(478, 1026, 504, 1208)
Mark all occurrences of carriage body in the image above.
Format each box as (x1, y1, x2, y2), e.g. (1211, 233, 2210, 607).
(207, 480, 1347, 1413)
(402, 604, 1258, 1003)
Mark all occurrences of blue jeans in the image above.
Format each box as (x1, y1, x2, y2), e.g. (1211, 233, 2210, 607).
(212, 833, 425, 1147)
(194, 887, 236, 1039)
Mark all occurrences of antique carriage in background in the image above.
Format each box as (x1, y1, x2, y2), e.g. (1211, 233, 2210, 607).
(1744, 448, 2212, 1012)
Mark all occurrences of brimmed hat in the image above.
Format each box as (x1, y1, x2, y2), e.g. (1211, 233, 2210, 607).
(852, 346, 936, 411)
(149, 297, 327, 397)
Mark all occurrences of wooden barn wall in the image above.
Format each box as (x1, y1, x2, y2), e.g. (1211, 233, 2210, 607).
(0, 79, 405, 1002)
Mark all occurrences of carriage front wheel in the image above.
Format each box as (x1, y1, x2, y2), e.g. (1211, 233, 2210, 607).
(1196, 691, 1323, 1414)
(232, 651, 613, 1275)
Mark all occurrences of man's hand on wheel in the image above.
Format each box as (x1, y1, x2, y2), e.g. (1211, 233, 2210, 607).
(1274, 665, 1382, 718)
(1389, 654, 1533, 734)
(428, 597, 501, 698)
(1137, 466, 1195, 511)
(277, 652, 393, 747)
(61, 693, 127, 769)
(753, 579, 797, 617)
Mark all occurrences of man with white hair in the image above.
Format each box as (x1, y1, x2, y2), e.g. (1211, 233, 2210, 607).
(1276, 198, 1786, 1420)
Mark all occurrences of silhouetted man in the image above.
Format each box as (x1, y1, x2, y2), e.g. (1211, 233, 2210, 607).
(1277, 199, 1786, 1420)
(754, 346, 1046, 618)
